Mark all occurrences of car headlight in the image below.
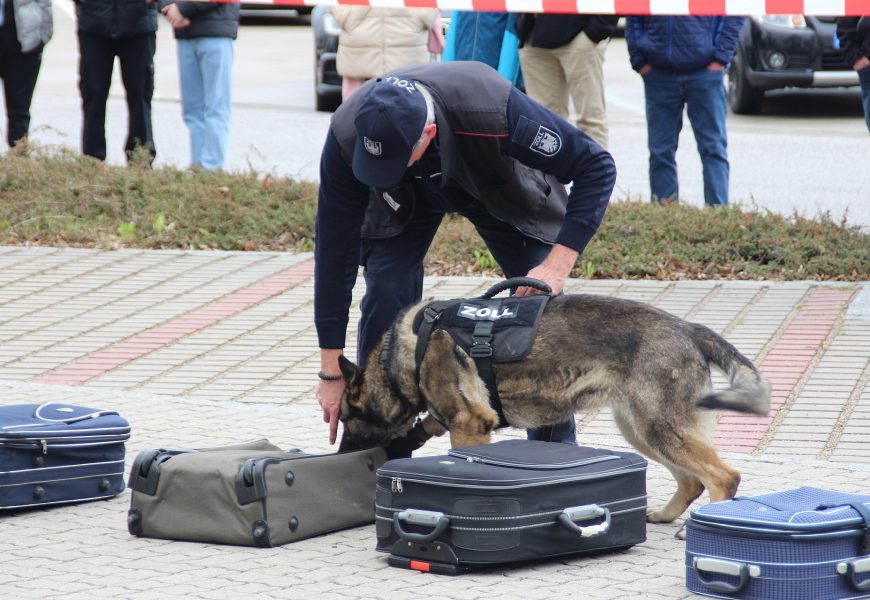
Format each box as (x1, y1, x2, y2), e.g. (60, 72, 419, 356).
(759, 14, 807, 28)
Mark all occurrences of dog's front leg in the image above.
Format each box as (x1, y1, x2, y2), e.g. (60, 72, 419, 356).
(420, 330, 498, 449)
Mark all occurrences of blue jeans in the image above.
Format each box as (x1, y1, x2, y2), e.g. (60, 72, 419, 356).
(178, 38, 234, 170)
(643, 68, 730, 206)
(358, 185, 576, 446)
(859, 65, 870, 134)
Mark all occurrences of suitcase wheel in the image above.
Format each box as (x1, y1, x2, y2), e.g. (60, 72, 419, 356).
(127, 508, 143, 536)
(251, 519, 273, 548)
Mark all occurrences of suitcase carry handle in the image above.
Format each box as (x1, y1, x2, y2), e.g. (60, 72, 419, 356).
(34, 402, 118, 424)
(393, 509, 450, 544)
(558, 504, 611, 538)
(693, 557, 761, 594)
(481, 277, 552, 298)
(838, 557, 870, 591)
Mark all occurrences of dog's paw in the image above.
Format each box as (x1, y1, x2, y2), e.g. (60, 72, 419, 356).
(646, 506, 678, 524)
(673, 523, 687, 541)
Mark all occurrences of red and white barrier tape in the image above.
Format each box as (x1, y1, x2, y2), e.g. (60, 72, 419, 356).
(228, 0, 870, 16)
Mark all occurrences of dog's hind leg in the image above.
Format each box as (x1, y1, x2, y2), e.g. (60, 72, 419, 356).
(658, 433, 741, 507)
(647, 466, 705, 524)
(639, 426, 740, 521)
(613, 411, 705, 523)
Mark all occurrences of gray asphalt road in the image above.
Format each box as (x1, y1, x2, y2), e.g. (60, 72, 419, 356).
(26, 7, 870, 228)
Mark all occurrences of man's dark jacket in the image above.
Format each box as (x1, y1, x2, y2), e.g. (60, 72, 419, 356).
(626, 16, 745, 73)
(330, 62, 574, 244)
(315, 61, 616, 349)
(75, 0, 157, 38)
(157, 0, 239, 39)
(837, 17, 870, 68)
(515, 14, 619, 48)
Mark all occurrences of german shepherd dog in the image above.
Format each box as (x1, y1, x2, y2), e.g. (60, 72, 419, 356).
(336, 293, 771, 523)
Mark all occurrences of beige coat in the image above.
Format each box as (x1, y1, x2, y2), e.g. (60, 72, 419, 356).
(331, 7, 439, 79)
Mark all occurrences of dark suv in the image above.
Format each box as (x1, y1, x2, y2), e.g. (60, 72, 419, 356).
(728, 15, 859, 114)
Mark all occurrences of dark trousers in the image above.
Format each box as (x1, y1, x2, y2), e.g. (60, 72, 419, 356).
(358, 187, 576, 445)
(859, 64, 870, 133)
(0, 24, 43, 148)
(78, 31, 156, 161)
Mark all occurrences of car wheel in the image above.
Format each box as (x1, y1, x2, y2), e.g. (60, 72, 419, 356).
(314, 63, 342, 112)
(312, 29, 342, 113)
(728, 50, 764, 115)
(316, 88, 341, 112)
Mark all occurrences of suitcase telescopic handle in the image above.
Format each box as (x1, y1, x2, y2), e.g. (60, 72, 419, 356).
(481, 277, 552, 298)
(693, 558, 761, 594)
(392, 509, 450, 544)
(838, 557, 870, 591)
(558, 504, 611, 538)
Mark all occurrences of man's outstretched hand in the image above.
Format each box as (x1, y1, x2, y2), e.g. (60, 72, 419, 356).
(317, 379, 343, 445)
(514, 243, 579, 297)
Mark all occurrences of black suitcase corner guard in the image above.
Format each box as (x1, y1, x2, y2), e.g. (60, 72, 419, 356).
(128, 448, 186, 496)
(390, 537, 462, 568)
(235, 457, 282, 505)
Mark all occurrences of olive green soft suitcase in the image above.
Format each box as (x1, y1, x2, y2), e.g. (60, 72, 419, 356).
(126, 440, 386, 547)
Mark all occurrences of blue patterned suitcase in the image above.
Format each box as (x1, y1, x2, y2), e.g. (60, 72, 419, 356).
(0, 402, 131, 510)
(686, 487, 870, 599)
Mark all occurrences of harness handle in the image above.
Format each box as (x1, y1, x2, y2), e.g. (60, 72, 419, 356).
(481, 277, 551, 299)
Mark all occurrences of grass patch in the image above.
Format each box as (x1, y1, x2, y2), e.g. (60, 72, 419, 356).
(1, 147, 866, 281)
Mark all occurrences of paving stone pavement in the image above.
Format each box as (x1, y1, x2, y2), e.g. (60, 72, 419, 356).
(0, 247, 868, 599)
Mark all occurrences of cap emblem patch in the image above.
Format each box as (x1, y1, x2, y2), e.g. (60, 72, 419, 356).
(363, 137, 382, 156)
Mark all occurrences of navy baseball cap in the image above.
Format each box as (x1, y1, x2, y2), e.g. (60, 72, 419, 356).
(352, 77, 428, 188)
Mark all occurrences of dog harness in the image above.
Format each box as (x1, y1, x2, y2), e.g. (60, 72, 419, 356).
(412, 278, 552, 429)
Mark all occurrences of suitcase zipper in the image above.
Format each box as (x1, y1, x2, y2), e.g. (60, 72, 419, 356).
(379, 465, 647, 491)
(447, 451, 620, 470)
(41, 440, 47, 454)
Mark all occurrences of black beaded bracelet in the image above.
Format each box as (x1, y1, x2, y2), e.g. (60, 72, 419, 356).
(317, 371, 343, 381)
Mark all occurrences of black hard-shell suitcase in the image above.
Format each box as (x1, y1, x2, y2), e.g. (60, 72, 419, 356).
(686, 487, 870, 599)
(375, 439, 648, 574)
(127, 440, 387, 547)
(0, 402, 130, 510)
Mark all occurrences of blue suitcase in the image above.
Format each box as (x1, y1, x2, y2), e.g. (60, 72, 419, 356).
(686, 487, 870, 599)
(0, 402, 131, 510)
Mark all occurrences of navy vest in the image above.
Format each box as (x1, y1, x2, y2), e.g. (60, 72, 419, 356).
(329, 62, 568, 244)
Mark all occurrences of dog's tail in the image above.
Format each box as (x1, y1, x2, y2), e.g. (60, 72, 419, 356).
(691, 323, 771, 416)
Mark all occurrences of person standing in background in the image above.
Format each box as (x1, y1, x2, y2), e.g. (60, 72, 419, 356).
(75, 0, 157, 162)
(836, 17, 870, 133)
(516, 14, 618, 149)
(625, 15, 744, 206)
(0, 0, 52, 150)
(331, 6, 441, 100)
(159, 0, 239, 170)
(445, 11, 524, 88)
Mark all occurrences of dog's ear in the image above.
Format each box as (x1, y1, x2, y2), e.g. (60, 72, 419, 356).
(337, 355, 367, 413)
(338, 355, 363, 384)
